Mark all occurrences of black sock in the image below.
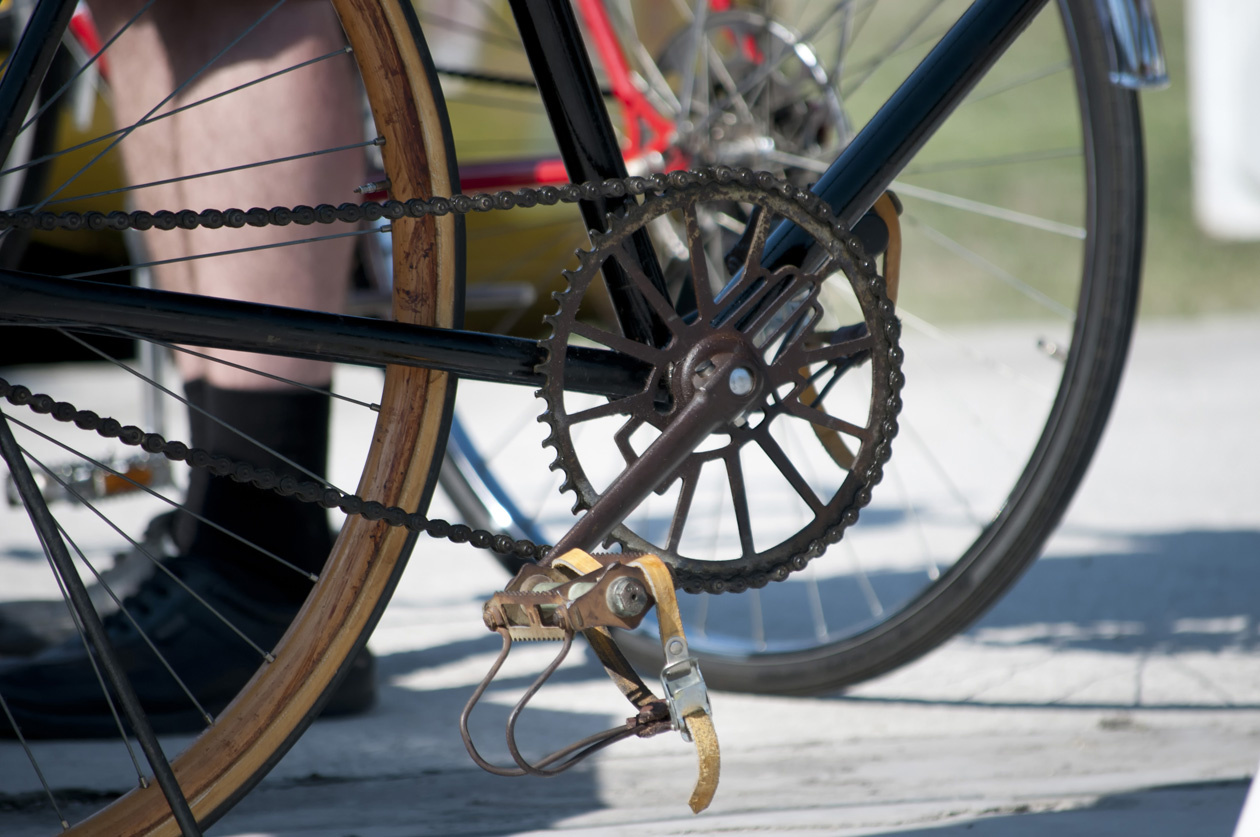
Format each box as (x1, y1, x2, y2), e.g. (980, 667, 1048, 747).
(176, 382, 333, 602)
(173, 378, 208, 556)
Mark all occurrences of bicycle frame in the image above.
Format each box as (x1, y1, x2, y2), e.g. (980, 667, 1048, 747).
(0, 0, 1153, 385)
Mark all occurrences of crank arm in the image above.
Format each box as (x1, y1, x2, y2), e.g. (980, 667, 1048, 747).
(545, 344, 763, 561)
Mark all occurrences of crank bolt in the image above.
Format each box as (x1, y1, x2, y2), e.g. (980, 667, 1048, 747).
(728, 366, 754, 396)
(606, 576, 649, 618)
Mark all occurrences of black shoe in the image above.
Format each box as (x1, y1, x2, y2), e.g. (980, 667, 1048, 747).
(0, 556, 375, 739)
(0, 512, 175, 657)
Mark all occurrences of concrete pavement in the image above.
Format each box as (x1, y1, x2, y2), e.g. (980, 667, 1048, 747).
(2, 313, 1260, 835)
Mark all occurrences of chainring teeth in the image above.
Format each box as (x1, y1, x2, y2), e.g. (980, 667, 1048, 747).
(531, 169, 904, 594)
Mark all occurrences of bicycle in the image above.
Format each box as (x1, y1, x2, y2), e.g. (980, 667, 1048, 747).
(0, 0, 1162, 833)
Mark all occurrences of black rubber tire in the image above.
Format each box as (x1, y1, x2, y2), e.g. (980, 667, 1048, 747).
(615, 0, 1144, 694)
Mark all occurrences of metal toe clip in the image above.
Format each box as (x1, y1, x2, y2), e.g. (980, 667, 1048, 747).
(660, 635, 710, 742)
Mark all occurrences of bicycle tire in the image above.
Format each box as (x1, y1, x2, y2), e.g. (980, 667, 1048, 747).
(0, 1, 461, 832)
(434, 0, 1143, 694)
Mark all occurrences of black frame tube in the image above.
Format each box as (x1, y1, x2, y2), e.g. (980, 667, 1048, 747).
(508, 0, 672, 349)
(761, 0, 1051, 266)
(0, 0, 76, 163)
(0, 269, 651, 398)
(0, 410, 203, 837)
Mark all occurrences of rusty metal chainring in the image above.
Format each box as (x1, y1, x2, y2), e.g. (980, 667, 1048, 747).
(537, 175, 903, 595)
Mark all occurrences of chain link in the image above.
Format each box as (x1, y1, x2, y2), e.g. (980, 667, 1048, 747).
(0, 168, 725, 235)
(0, 167, 871, 574)
(0, 375, 547, 561)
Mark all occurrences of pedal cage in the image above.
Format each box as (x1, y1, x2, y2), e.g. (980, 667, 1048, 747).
(460, 550, 721, 811)
(459, 559, 669, 776)
(459, 627, 671, 778)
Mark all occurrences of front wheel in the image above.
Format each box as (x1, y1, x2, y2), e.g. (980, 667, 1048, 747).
(439, 0, 1143, 694)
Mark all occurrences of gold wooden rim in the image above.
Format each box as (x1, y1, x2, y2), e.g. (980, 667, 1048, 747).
(69, 2, 456, 833)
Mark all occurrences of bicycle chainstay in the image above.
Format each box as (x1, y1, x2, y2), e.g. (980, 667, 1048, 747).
(0, 167, 901, 589)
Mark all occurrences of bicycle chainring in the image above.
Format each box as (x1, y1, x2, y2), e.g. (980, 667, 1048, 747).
(536, 173, 903, 594)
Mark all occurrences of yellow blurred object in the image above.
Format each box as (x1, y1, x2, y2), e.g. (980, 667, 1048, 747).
(29, 80, 128, 260)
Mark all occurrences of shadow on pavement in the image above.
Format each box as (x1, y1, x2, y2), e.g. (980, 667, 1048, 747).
(684, 527, 1260, 658)
(878, 779, 1248, 837)
(970, 528, 1260, 654)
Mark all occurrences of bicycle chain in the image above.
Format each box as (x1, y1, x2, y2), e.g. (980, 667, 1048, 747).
(0, 167, 892, 584)
(0, 168, 704, 235)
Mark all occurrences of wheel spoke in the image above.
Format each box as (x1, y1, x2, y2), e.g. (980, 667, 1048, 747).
(967, 60, 1071, 104)
(1, 47, 356, 180)
(842, 538, 885, 619)
(32, 0, 289, 213)
(893, 180, 1085, 239)
(64, 226, 380, 281)
(10, 414, 317, 593)
(17, 1, 157, 137)
(904, 147, 1080, 177)
(24, 524, 152, 781)
(748, 586, 766, 650)
(0, 690, 75, 829)
(417, 8, 524, 52)
(839, 0, 949, 97)
(30, 138, 380, 211)
(909, 215, 1075, 319)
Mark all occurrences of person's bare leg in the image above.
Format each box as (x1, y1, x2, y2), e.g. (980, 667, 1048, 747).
(88, 0, 363, 387)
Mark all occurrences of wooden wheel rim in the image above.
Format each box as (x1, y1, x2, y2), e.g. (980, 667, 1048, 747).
(64, 1, 458, 833)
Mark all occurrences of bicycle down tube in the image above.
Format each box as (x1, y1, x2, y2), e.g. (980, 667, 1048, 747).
(5, 0, 1053, 377)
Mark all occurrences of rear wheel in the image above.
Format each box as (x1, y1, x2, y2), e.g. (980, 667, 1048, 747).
(0, 0, 460, 831)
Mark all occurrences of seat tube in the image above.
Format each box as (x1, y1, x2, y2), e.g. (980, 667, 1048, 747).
(508, 0, 672, 349)
(0, 0, 77, 164)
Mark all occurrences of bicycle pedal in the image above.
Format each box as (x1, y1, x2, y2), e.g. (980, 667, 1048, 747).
(482, 562, 656, 640)
(4, 452, 173, 507)
(463, 549, 720, 813)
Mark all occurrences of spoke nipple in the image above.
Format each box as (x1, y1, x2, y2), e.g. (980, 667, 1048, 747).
(354, 179, 391, 195)
(1037, 337, 1067, 362)
(728, 366, 754, 396)
(607, 576, 649, 618)
(377, 224, 393, 234)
